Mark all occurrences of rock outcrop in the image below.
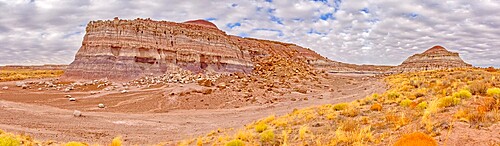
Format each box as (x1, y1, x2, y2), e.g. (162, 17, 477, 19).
(389, 46, 472, 73)
(64, 18, 329, 80)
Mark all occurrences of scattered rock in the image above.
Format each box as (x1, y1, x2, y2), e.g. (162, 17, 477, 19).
(121, 90, 128, 94)
(73, 110, 82, 117)
(90, 91, 97, 95)
(21, 85, 29, 89)
(197, 79, 213, 87)
(98, 103, 105, 108)
(65, 95, 72, 98)
(15, 82, 24, 87)
(2, 86, 8, 90)
(69, 98, 76, 101)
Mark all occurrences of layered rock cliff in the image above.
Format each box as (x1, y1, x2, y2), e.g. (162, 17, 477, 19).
(64, 18, 330, 80)
(389, 46, 472, 73)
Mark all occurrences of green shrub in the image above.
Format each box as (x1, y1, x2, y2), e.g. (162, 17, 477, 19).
(332, 103, 349, 111)
(225, 139, 245, 146)
(487, 88, 500, 98)
(452, 89, 472, 99)
(259, 129, 275, 143)
(255, 123, 268, 133)
(400, 99, 413, 107)
(438, 96, 460, 107)
(417, 101, 428, 110)
(0, 135, 20, 146)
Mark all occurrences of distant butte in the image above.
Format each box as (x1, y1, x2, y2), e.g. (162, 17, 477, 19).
(389, 45, 472, 73)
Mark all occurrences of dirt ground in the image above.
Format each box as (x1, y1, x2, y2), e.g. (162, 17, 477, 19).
(0, 74, 386, 145)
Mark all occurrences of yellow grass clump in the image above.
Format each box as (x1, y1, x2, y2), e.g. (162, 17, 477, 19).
(225, 139, 245, 146)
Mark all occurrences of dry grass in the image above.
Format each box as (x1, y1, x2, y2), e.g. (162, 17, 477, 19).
(0, 69, 64, 82)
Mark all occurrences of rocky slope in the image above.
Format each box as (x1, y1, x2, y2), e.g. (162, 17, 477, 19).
(389, 46, 472, 73)
(63, 18, 332, 80)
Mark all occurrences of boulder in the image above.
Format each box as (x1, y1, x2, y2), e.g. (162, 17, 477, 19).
(73, 110, 82, 117)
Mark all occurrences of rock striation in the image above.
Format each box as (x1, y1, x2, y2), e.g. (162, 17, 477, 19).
(64, 17, 330, 80)
(389, 45, 472, 73)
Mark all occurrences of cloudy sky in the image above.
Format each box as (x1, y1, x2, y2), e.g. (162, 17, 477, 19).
(0, 0, 498, 67)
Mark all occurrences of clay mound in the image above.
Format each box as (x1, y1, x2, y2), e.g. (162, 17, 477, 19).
(183, 19, 218, 29)
(389, 45, 472, 73)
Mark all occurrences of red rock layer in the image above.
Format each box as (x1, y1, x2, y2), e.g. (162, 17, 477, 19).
(63, 18, 329, 80)
(390, 46, 472, 73)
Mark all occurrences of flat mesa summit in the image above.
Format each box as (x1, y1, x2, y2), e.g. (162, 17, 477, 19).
(390, 45, 472, 72)
(63, 18, 329, 80)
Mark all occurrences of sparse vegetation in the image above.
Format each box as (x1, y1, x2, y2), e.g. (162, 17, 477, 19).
(487, 88, 500, 98)
(259, 129, 275, 143)
(225, 139, 244, 146)
(469, 81, 488, 95)
(0, 134, 20, 146)
(399, 99, 412, 107)
(254, 123, 268, 133)
(1, 68, 499, 145)
(0, 69, 64, 82)
(173, 68, 500, 145)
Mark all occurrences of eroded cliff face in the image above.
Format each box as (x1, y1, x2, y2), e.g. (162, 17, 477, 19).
(64, 18, 329, 80)
(390, 46, 472, 73)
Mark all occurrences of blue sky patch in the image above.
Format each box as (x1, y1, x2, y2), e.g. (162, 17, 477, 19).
(226, 22, 241, 29)
(320, 13, 334, 20)
(205, 17, 217, 21)
(360, 8, 369, 14)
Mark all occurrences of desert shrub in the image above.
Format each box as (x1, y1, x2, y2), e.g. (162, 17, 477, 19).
(417, 101, 428, 110)
(487, 88, 500, 98)
(469, 81, 488, 95)
(370, 103, 382, 111)
(454, 109, 470, 122)
(414, 92, 425, 98)
(341, 106, 359, 117)
(387, 92, 401, 100)
(393, 132, 437, 146)
(254, 123, 268, 133)
(486, 67, 496, 72)
(0, 135, 20, 146)
(452, 89, 472, 99)
(63, 142, 87, 146)
(438, 96, 460, 107)
(478, 97, 497, 112)
(110, 136, 122, 146)
(259, 130, 275, 143)
(197, 137, 203, 146)
(400, 99, 413, 107)
(299, 126, 308, 140)
(333, 103, 349, 111)
(225, 139, 244, 146)
(235, 130, 253, 142)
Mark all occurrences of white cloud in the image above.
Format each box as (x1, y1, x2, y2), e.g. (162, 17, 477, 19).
(0, 0, 498, 67)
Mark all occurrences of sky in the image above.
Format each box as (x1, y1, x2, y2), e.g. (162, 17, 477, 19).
(0, 0, 499, 67)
